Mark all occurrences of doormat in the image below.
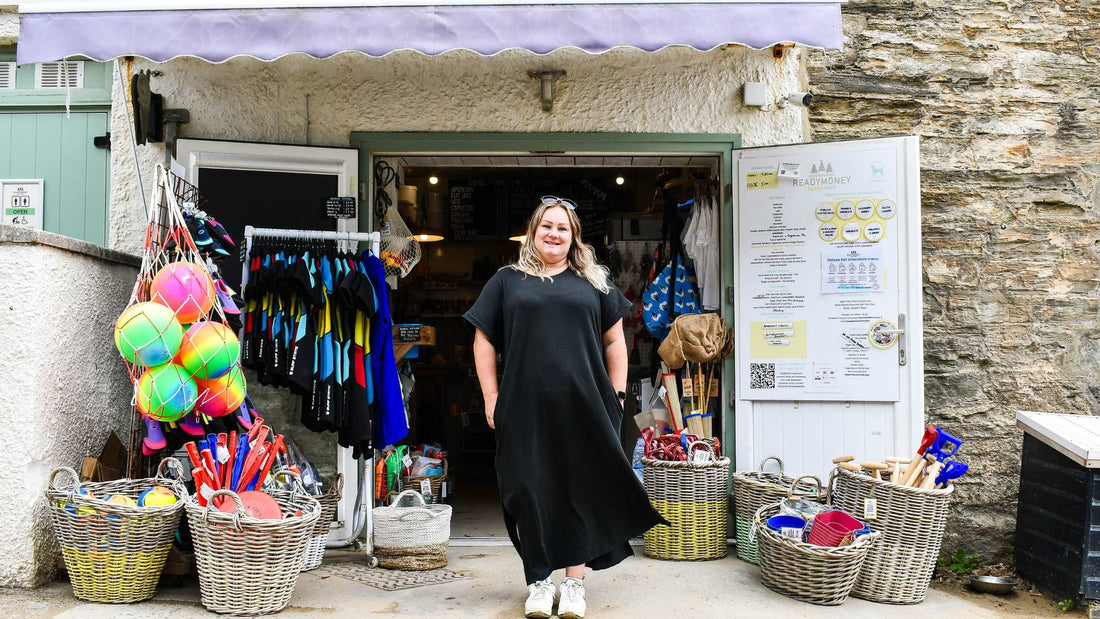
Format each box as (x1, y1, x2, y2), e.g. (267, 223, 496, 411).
(314, 562, 475, 591)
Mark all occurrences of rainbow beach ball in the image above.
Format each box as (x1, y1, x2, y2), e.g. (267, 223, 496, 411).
(194, 365, 247, 417)
(114, 302, 184, 367)
(176, 321, 240, 379)
(136, 363, 198, 422)
(151, 262, 215, 324)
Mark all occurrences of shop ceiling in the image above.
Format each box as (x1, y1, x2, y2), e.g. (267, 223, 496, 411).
(16, 1, 843, 65)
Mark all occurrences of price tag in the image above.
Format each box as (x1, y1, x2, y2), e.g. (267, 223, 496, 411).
(199, 484, 214, 500)
(325, 196, 357, 219)
(216, 445, 230, 464)
(691, 449, 710, 464)
(656, 386, 667, 401)
(709, 380, 720, 397)
(681, 377, 694, 398)
(420, 479, 432, 496)
(402, 454, 413, 468)
(863, 497, 878, 520)
(777, 162, 802, 179)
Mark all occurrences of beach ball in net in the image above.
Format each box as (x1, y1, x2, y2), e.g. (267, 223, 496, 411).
(150, 262, 215, 324)
(176, 321, 240, 379)
(114, 302, 184, 367)
(194, 365, 247, 417)
(135, 363, 198, 422)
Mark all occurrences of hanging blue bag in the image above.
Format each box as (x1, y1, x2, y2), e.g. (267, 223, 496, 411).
(641, 254, 701, 339)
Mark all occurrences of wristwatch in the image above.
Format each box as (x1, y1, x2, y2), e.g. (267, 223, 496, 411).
(616, 390, 627, 401)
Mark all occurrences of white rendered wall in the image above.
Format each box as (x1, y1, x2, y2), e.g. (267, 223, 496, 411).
(0, 228, 138, 587)
(108, 46, 808, 253)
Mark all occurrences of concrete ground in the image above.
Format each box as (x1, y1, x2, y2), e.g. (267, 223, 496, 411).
(0, 545, 1068, 618)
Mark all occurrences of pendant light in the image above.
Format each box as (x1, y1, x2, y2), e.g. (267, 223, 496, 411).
(400, 183, 445, 242)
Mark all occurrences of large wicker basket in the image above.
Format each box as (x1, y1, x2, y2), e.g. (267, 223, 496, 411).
(300, 473, 342, 572)
(732, 456, 819, 564)
(401, 459, 448, 504)
(754, 497, 880, 606)
(184, 472, 320, 615)
(374, 489, 452, 570)
(642, 442, 730, 561)
(45, 459, 187, 603)
(829, 465, 953, 604)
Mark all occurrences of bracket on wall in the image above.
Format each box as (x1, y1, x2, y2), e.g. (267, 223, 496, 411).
(527, 69, 566, 113)
(162, 108, 190, 168)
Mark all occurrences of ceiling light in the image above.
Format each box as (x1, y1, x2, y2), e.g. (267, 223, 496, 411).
(428, 175, 439, 185)
(615, 176, 625, 185)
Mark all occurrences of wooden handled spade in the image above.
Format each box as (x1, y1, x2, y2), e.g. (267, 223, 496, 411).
(902, 426, 938, 486)
(861, 461, 888, 480)
(884, 457, 908, 483)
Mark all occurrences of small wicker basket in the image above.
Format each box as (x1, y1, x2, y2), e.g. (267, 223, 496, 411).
(373, 489, 452, 570)
(299, 473, 342, 572)
(732, 456, 819, 564)
(45, 459, 188, 603)
(754, 496, 880, 606)
(829, 465, 953, 604)
(401, 459, 448, 504)
(642, 441, 730, 561)
(184, 471, 320, 615)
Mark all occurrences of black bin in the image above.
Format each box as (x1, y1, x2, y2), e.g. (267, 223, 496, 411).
(1015, 411, 1100, 602)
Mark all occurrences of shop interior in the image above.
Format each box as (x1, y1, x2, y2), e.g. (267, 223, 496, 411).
(386, 156, 723, 539)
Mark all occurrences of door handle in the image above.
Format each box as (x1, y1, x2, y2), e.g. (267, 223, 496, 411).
(868, 314, 906, 366)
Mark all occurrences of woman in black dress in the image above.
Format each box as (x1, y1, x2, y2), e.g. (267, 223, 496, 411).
(464, 197, 665, 619)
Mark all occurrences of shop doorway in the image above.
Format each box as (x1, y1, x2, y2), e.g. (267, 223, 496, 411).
(372, 150, 726, 542)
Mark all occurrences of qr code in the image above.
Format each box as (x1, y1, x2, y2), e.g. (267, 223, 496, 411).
(750, 363, 776, 389)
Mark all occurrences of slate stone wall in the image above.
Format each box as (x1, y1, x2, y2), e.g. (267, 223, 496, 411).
(806, 0, 1100, 558)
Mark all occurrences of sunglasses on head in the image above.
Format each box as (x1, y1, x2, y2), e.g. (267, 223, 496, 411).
(540, 195, 577, 211)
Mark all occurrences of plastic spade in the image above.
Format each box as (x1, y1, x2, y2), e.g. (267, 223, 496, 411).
(902, 426, 938, 486)
(935, 460, 968, 488)
(927, 428, 962, 461)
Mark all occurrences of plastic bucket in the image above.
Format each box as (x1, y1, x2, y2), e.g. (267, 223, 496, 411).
(767, 515, 807, 539)
(806, 510, 864, 547)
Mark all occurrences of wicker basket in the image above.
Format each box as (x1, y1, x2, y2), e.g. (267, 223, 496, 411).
(45, 459, 187, 603)
(642, 441, 730, 561)
(299, 474, 342, 572)
(401, 459, 448, 504)
(732, 456, 819, 564)
(829, 465, 953, 604)
(754, 495, 880, 606)
(373, 489, 452, 570)
(184, 471, 320, 615)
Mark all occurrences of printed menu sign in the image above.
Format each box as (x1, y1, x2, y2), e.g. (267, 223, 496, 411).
(738, 146, 902, 401)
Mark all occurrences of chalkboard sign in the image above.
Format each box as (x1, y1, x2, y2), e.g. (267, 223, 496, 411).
(449, 178, 609, 241)
(325, 196, 356, 219)
(397, 325, 424, 342)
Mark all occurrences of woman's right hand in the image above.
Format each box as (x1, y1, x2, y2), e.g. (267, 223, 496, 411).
(484, 393, 498, 429)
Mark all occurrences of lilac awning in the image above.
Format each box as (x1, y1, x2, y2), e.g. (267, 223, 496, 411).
(16, 4, 842, 64)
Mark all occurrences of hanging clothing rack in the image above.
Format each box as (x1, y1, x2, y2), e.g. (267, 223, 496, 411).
(240, 224, 382, 561)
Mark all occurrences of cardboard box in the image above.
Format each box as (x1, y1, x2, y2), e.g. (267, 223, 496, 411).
(81, 432, 127, 482)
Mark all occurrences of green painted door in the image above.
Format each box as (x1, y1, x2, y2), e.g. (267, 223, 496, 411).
(0, 111, 110, 245)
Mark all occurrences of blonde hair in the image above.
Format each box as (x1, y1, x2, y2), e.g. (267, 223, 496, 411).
(511, 200, 611, 294)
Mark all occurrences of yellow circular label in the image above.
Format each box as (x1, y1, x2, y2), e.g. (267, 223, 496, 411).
(836, 201, 855, 220)
(819, 222, 839, 242)
(815, 202, 836, 222)
(864, 222, 885, 242)
(877, 199, 897, 219)
(842, 222, 862, 241)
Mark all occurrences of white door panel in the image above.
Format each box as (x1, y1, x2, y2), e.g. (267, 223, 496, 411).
(733, 136, 922, 480)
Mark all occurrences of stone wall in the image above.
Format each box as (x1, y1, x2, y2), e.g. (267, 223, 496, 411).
(806, 0, 1100, 559)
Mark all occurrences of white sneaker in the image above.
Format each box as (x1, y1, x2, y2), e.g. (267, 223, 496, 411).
(524, 578, 555, 618)
(557, 577, 586, 619)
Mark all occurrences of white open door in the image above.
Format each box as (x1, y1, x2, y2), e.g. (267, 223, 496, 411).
(732, 136, 923, 480)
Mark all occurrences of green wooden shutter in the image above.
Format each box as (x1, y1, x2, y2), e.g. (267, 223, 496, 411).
(0, 111, 110, 246)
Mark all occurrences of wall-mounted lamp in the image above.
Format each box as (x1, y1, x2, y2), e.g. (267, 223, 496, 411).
(527, 69, 566, 113)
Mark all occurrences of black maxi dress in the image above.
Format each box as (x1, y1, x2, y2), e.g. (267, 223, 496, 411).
(463, 267, 666, 584)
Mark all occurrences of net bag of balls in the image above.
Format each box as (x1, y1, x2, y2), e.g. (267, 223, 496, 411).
(44, 459, 188, 603)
